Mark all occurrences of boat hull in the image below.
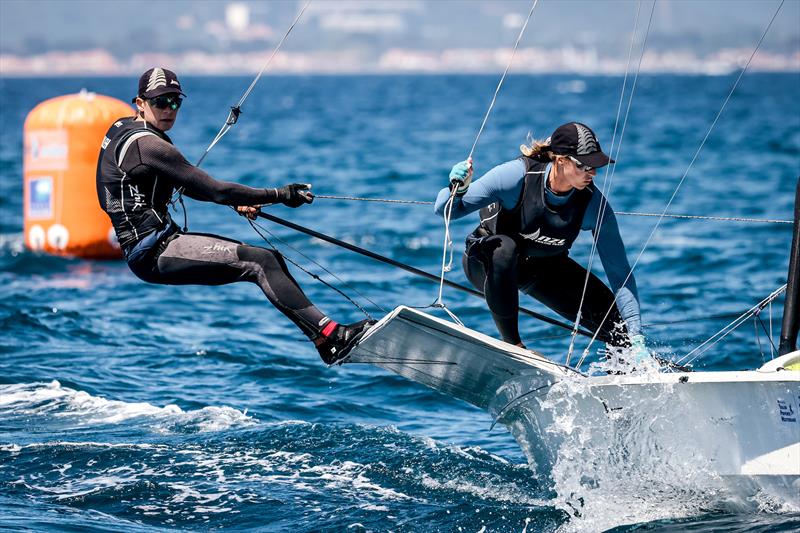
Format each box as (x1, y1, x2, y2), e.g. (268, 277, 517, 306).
(493, 370, 800, 506)
(349, 306, 800, 507)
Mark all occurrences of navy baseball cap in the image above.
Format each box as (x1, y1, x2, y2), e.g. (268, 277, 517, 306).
(132, 67, 186, 103)
(549, 122, 615, 168)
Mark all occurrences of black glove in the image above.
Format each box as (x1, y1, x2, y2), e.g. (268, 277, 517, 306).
(276, 183, 314, 208)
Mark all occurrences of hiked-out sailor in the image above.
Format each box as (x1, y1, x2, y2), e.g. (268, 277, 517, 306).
(96, 67, 372, 364)
(435, 122, 648, 360)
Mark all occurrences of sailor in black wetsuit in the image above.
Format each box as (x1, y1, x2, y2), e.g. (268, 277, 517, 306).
(96, 67, 372, 364)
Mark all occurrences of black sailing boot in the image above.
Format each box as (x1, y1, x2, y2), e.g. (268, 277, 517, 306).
(314, 319, 376, 365)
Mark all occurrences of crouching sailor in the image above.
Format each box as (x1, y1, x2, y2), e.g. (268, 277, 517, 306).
(96, 67, 372, 364)
(434, 122, 649, 363)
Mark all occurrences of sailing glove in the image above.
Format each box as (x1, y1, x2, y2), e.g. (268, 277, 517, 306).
(448, 159, 473, 197)
(277, 183, 314, 208)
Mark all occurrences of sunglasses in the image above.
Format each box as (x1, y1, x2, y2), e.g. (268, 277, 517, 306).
(148, 95, 183, 110)
(567, 155, 594, 172)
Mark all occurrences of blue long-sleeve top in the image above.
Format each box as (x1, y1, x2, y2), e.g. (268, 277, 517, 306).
(435, 159, 641, 336)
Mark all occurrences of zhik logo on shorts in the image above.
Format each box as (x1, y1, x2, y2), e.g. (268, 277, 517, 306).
(203, 243, 233, 255)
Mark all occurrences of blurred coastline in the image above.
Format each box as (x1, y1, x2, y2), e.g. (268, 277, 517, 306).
(3, 46, 798, 77)
(2, 0, 798, 76)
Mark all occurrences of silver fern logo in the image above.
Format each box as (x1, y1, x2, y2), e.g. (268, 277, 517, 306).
(520, 228, 541, 241)
(146, 68, 167, 92)
(519, 228, 566, 246)
(575, 123, 598, 155)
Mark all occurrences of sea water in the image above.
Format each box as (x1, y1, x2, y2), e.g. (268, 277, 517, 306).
(1, 74, 799, 531)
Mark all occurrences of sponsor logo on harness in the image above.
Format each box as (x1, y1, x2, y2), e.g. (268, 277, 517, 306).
(101, 136, 111, 150)
(127, 184, 146, 210)
(519, 228, 566, 246)
(203, 243, 233, 255)
(114, 120, 123, 128)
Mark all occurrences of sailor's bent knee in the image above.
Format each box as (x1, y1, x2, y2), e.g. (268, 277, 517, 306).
(236, 245, 283, 272)
(485, 235, 518, 271)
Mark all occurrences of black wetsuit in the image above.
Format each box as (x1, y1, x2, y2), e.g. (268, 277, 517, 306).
(96, 117, 329, 340)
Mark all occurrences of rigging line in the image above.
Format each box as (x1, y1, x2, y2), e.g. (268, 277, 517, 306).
(614, 212, 792, 224)
(583, 0, 786, 355)
(195, 0, 313, 167)
(468, 0, 540, 159)
(568, 0, 648, 366)
(434, 192, 463, 325)
(315, 196, 792, 224)
(575, 0, 656, 369)
(245, 217, 375, 322)
(678, 284, 786, 366)
(254, 210, 595, 336)
(754, 314, 766, 365)
(316, 194, 434, 205)
(247, 217, 383, 318)
(247, 218, 376, 319)
(437, 192, 457, 295)
(235, 2, 312, 108)
(755, 311, 779, 356)
(435, 0, 540, 322)
(169, 1, 312, 229)
(680, 287, 784, 367)
(768, 299, 774, 358)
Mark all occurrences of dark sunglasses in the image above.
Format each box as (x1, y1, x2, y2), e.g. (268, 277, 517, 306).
(568, 155, 594, 172)
(148, 95, 183, 110)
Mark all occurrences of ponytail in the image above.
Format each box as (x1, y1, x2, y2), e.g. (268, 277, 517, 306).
(520, 133, 555, 162)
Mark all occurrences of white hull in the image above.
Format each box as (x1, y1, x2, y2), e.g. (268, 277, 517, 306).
(349, 306, 800, 506)
(493, 367, 799, 503)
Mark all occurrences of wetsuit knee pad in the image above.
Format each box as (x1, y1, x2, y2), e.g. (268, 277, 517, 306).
(237, 245, 283, 270)
(483, 235, 518, 271)
(236, 245, 311, 310)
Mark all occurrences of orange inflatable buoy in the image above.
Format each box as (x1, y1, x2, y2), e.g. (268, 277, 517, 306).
(23, 90, 133, 259)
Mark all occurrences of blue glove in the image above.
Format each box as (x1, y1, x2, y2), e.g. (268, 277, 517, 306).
(448, 158, 473, 196)
(629, 334, 650, 365)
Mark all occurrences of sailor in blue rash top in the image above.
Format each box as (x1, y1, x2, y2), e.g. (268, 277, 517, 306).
(435, 122, 647, 356)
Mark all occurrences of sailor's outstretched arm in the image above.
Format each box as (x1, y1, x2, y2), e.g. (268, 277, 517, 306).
(132, 135, 281, 205)
(584, 193, 642, 337)
(433, 159, 526, 220)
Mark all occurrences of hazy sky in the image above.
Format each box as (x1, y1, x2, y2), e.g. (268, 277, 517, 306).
(1, 0, 798, 59)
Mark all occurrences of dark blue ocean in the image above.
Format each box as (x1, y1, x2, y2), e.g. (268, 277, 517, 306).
(1, 73, 798, 532)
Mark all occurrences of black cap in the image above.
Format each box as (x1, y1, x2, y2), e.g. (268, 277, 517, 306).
(549, 122, 614, 168)
(132, 67, 186, 103)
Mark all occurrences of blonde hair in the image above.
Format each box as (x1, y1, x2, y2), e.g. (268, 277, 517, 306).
(520, 132, 555, 162)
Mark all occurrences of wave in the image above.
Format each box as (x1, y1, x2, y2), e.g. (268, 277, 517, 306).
(0, 421, 547, 530)
(0, 381, 257, 433)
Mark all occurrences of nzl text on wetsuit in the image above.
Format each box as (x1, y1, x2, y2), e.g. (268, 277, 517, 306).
(434, 157, 641, 346)
(95, 116, 331, 339)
